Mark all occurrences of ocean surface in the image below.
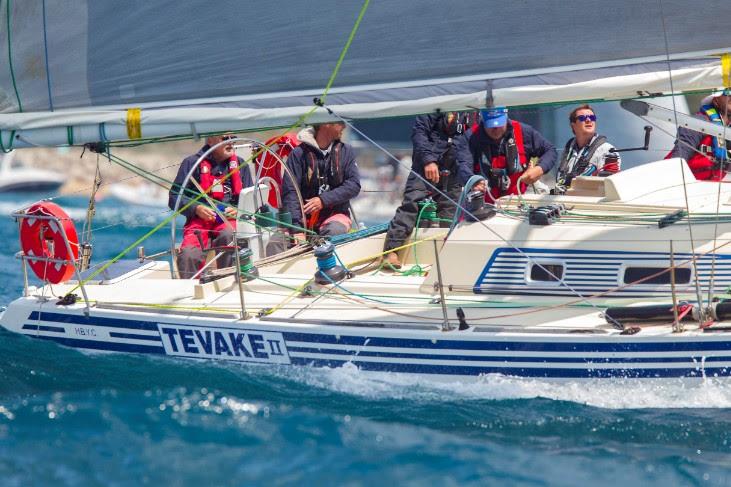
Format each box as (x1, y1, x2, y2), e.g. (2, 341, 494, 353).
(1, 193, 731, 486)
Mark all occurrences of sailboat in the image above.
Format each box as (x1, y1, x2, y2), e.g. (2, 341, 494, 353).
(3, 1, 731, 379)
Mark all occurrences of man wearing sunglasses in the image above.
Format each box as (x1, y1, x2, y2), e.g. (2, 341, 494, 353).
(457, 107, 557, 200)
(169, 134, 254, 278)
(554, 104, 620, 193)
(668, 90, 731, 181)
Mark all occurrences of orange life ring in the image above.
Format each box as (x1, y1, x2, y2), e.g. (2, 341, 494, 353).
(19, 202, 79, 284)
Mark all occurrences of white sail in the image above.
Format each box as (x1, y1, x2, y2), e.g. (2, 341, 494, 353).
(1, 0, 731, 146)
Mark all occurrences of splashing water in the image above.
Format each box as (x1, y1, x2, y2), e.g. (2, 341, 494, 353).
(1, 195, 731, 485)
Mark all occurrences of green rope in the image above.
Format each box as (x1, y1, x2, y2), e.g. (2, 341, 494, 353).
(70, 0, 371, 291)
(399, 200, 434, 276)
(106, 151, 312, 235)
(5, 0, 22, 112)
(376, 199, 435, 276)
(319, 0, 370, 104)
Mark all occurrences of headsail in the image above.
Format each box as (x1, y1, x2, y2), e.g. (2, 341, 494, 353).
(2, 0, 731, 147)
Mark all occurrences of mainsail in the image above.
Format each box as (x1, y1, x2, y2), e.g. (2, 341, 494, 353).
(1, 0, 731, 147)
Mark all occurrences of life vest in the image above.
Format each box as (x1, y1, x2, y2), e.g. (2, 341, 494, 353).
(437, 111, 475, 138)
(199, 154, 243, 201)
(686, 105, 730, 181)
(434, 113, 468, 173)
(556, 134, 608, 189)
(475, 120, 528, 199)
(303, 142, 344, 197)
(303, 142, 345, 229)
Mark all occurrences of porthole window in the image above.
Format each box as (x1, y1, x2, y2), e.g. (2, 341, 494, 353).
(530, 263, 564, 282)
(623, 267, 691, 285)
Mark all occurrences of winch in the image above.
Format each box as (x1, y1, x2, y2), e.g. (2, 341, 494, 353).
(313, 241, 347, 285)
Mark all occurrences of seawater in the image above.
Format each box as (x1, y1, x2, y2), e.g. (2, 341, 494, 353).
(1, 194, 731, 486)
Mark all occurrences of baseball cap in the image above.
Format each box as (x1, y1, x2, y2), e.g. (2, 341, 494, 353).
(701, 88, 731, 106)
(481, 107, 508, 128)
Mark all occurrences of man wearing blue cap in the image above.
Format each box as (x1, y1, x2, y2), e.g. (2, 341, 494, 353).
(457, 107, 557, 200)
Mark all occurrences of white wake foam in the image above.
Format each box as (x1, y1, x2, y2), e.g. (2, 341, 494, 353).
(275, 363, 731, 409)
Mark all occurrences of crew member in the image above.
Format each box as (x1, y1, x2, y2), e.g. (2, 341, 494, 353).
(555, 104, 621, 193)
(168, 134, 254, 279)
(281, 122, 361, 242)
(382, 112, 476, 268)
(457, 107, 557, 200)
(668, 90, 731, 181)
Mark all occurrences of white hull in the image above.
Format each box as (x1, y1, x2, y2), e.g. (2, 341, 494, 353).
(3, 292, 731, 379)
(5, 158, 731, 380)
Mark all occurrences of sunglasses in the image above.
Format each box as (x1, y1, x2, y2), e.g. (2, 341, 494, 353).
(575, 114, 596, 122)
(221, 135, 236, 141)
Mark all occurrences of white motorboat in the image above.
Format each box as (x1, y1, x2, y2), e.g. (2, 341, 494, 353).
(0, 151, 66, 193)
(106, 182, 169, 208)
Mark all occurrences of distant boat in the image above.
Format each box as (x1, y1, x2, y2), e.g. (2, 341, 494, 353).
(106, 182, 169, 208)
(0, 151, 66, 192)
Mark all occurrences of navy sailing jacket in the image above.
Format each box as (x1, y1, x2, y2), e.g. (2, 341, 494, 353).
(281, 141, 361, 229)
(456, 120, 558, 176)
(411, 114, 473, 185)
(168, 145, 254, 222)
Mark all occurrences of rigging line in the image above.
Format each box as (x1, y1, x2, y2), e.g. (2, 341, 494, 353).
(658, 0, 705, 316)
(291, 280, 340, 319)
(69, 0, 371, 291)
(709, 111, 728, 305)
(41, 0, 53, 111)
(107, 153, 172, 187)
(635, 111, 717, 161)
(67, 141, 273, 292)
(325, 106, 607, 316)
(104, 154, 297, 232)
(5, 0, 22, 112)
(707, 59, 731, 305)
(52, 150, 177, 201)
(319, 0, 370, 104)
(81, 153, 103, 244)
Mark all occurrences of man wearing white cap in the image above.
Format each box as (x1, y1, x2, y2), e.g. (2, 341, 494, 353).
(457, 107, 557, 200)
(668, 90, 731, 181)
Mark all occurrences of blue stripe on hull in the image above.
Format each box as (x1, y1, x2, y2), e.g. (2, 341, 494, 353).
(29, 334, 165, 354)
(20, 331, 731, 378)
(286, 346, 731, 364)
(289, 357, 728, 378)
(283, 332, 731, 353)
(22, 324, 64, 333)
(27, 311, 160, 331)
(22, 311, 731, 354)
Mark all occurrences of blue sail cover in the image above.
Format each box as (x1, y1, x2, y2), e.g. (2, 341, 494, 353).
(1, 0, 731, 145)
